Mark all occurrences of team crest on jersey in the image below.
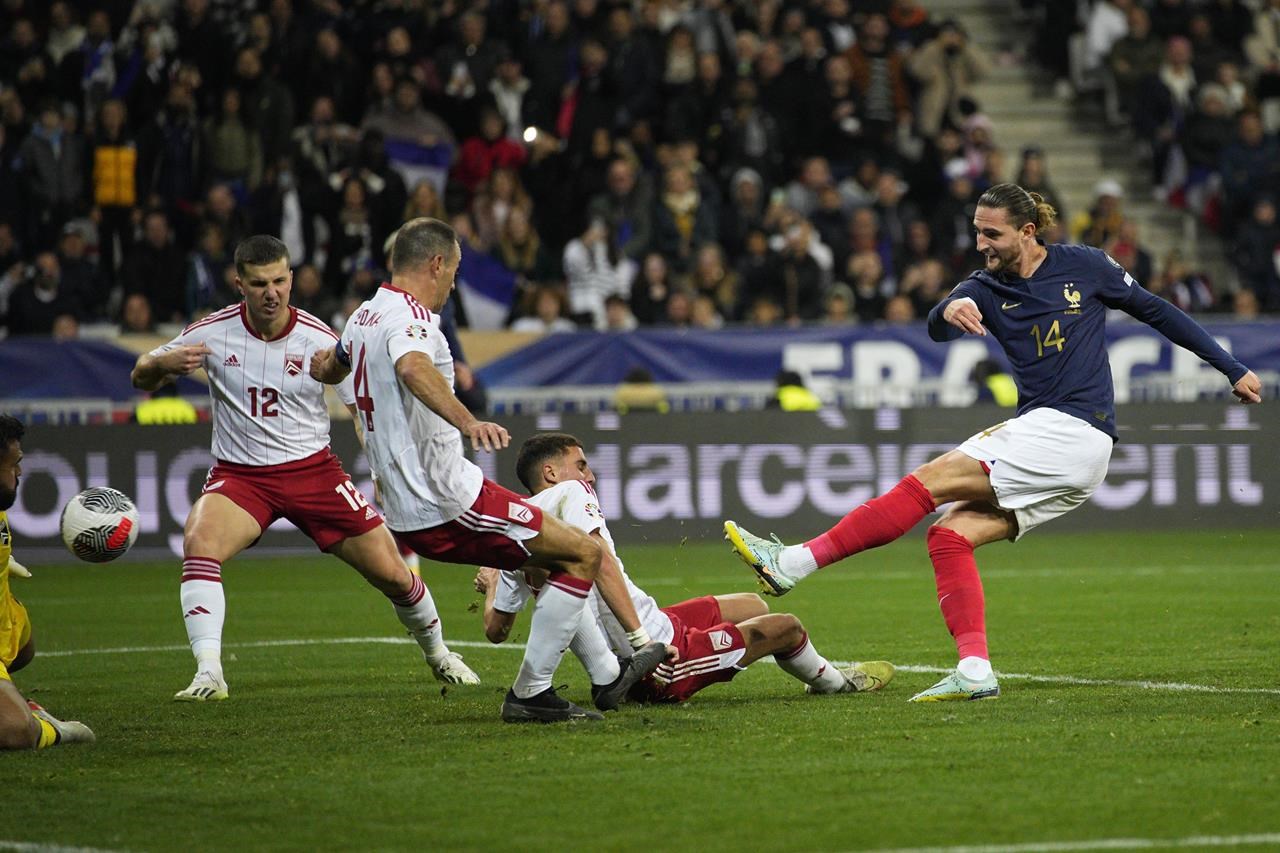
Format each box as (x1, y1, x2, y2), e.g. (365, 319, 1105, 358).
(405, 324, 430, 340)
(285, 354, 304, 376)
(709, 629, 734, 651)
(508, 502, 534, 524)
(1063, 284, 1082, 314)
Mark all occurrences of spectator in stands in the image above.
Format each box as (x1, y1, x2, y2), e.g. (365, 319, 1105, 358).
(203, 183, 249, 253)
(486, 49, 532, 141)
(1015, 147, 1067, 236)
(119, 291, 154, 334)
(843, 14, 911, 155)
(1188, 14, 1234, 84)
(909, 19, 989, 141)
(496, 206, 558, 292)
(302, 29, 361, 126)
(652, 163, 718, 274)
(202, 88, 262, 193)
(138, 78, 202, 228)
(810, 54, 864, 174)
(1218, 111, 1280, 229)
(896, 219, 941, 273)
(1179, 84, 1237, 217)
(690, 293, 725, 330)
(603, 293, 638, 331)
(90, 99, 137, 286)
(811, 185, 850, 269)
(234, 47, 295, 168)
(1107, 220, 1155, 286)
(1132, 36, 1197, 189)
(1108, 6, 1165, 120)
(587, 157, 653, 262)
(785, 157, 834, 220)
(5, 252, 83, 336)
(754, 40, 802, 165)
(435, 11, 505, 126)
(404, 179, 446, 223)
(872, 170, 918, 252)
(1232, 195, 1280, 312)
(931, 163, 980, 274)
(775, 221, 826, 324)
(1244, 1, 1280, 128)
(471, 166, 532, 253)
(523, 0, 578, 131)
(1072, 178, 1127, 247)
(452, 107, 527, 198)
(663, 288, 694, 328)
(1154, 249, 1216, 313)
(846, 250, 888, 324)
(564, 217, 636, 329)
(631, 251, 676, 326)
(720, 77, 786, 188)
(324, 177, 378, 294)
(362, 77, 456, 188)
(17, 100, 87, 251)
(510, 284, 576, 334)
(900, 257, 949, 319)
(288, 263, 337, 326)
(56, 222, 104, 321)
(1208, 0, 1255, 57)
(4, 18, 52, 109)
(883, 294, 916, 324)
(605, 4, 659, 130)
(123, 208, 187, 324)
(823, 282, 854, 325)
(1085, 0, 1132, 87)
(666, 50, 731, 156)
(185, 222, 233, 319)
(689, 242, 738, 318)
(1231, 287, 1261, 319)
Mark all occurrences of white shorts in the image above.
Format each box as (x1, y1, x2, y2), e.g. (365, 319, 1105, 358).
(955, 407, 1113, 540)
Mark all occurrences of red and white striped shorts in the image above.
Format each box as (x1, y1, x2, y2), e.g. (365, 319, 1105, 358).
(391, 478, 543, 571)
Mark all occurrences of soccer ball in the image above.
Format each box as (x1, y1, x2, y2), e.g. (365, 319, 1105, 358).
(59, 487, 140, 563)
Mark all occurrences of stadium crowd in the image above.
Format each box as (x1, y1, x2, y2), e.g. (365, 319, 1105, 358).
(0, 0, 1276, 344)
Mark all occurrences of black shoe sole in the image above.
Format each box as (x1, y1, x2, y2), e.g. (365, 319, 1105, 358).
(592, 641, 667, 711)
(501, 699, 604, 723)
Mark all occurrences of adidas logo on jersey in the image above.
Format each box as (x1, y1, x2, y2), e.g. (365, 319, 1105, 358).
(224, 354, 241, 367)
(364, 507, 377, 521)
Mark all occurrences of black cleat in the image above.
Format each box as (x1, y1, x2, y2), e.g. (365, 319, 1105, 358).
(500, 687, 604, 723)
(591, 641, 668, 711)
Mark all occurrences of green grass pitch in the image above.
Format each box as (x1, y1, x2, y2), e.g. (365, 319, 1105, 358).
(6, 530, 1279, 852)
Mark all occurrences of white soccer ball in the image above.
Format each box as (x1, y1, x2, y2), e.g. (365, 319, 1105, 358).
(59, 487, 140, 563)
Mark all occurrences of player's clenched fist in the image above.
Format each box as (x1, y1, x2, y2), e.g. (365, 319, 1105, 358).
(943, 296, 986, 336)
(464, 421, 509, 452)
(165, 343, 212, 374)
(309, 347, 337, 382)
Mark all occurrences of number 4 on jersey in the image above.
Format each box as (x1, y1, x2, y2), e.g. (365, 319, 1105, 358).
(353, 346, 375, 432)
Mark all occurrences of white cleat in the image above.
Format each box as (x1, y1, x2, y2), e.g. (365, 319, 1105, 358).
(174, 670, 229, 702)
(430, 651, 481, 685)
(28, 701, 96, 744)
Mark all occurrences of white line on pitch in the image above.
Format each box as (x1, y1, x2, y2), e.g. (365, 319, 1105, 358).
(0, 841, 130, 853)
(38, 637, 1280, 695)
(863, 832, 1280, 853)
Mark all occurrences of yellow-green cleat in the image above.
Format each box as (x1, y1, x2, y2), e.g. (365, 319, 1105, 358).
(723, 520, 795, 596)
(908, 670, 1000, 702)
(807, 661, 896, 694)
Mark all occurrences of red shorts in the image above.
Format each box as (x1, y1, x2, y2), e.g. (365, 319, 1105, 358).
(202, 448, 383, 551)
(392, 478, 543, 571)
(637, 596, 747, 703)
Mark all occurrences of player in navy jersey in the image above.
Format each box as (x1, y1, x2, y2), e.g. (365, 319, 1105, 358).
(726, 183, 1262, 702)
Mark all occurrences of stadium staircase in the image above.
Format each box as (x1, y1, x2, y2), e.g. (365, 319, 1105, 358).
(932, 0, 1232, 290)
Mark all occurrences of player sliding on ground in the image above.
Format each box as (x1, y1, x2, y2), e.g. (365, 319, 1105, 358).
(726, 183, 1262, 702)
(0, 416, 94, 749)
(476, 433, 894, 704)
(132, 235, 480, 702)
(310, 219, 666, 723)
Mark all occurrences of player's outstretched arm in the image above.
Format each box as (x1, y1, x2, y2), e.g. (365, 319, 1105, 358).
(395, 352, 510, 451)
(592, 533, 645, 637)
(131, 343, 212, 391)
(309, 345, 351, 385)
(1233, 370, 1262, 404)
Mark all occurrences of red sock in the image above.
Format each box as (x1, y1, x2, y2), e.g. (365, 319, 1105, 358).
(927, 526, 988, 660)
(804, 475, 936, 567)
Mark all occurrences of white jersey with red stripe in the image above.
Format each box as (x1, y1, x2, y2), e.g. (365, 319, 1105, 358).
(493, 480, 674, 654)
(152, 303, 355, 466)
(337, 283, 483, 530)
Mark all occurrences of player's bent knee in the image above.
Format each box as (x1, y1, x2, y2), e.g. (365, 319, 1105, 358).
(0, 714, 36, 751)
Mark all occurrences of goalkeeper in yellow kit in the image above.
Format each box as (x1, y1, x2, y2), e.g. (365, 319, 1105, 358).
(0, 415, 94, 749)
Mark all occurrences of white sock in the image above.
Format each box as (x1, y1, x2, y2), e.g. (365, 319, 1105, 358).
(389, 573, 448, 664)
(181, 557, 225, 679)
(957, 656, 992, 681)
(569, 608, 621, 686)
(775, 634, 845, 693)
(780, 545, 820, 580)
(511, 572, 592, 699)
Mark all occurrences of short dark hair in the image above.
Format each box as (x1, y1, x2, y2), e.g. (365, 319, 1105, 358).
(0, 415, 25, 450)
(516, 432, 582, 492)
(976, 182, 1058, 231)
(234, 235, 290, 278)
(390, 217, 458, 275)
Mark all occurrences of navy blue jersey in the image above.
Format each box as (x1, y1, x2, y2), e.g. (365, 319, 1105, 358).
(927, 243, 1248, 440)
